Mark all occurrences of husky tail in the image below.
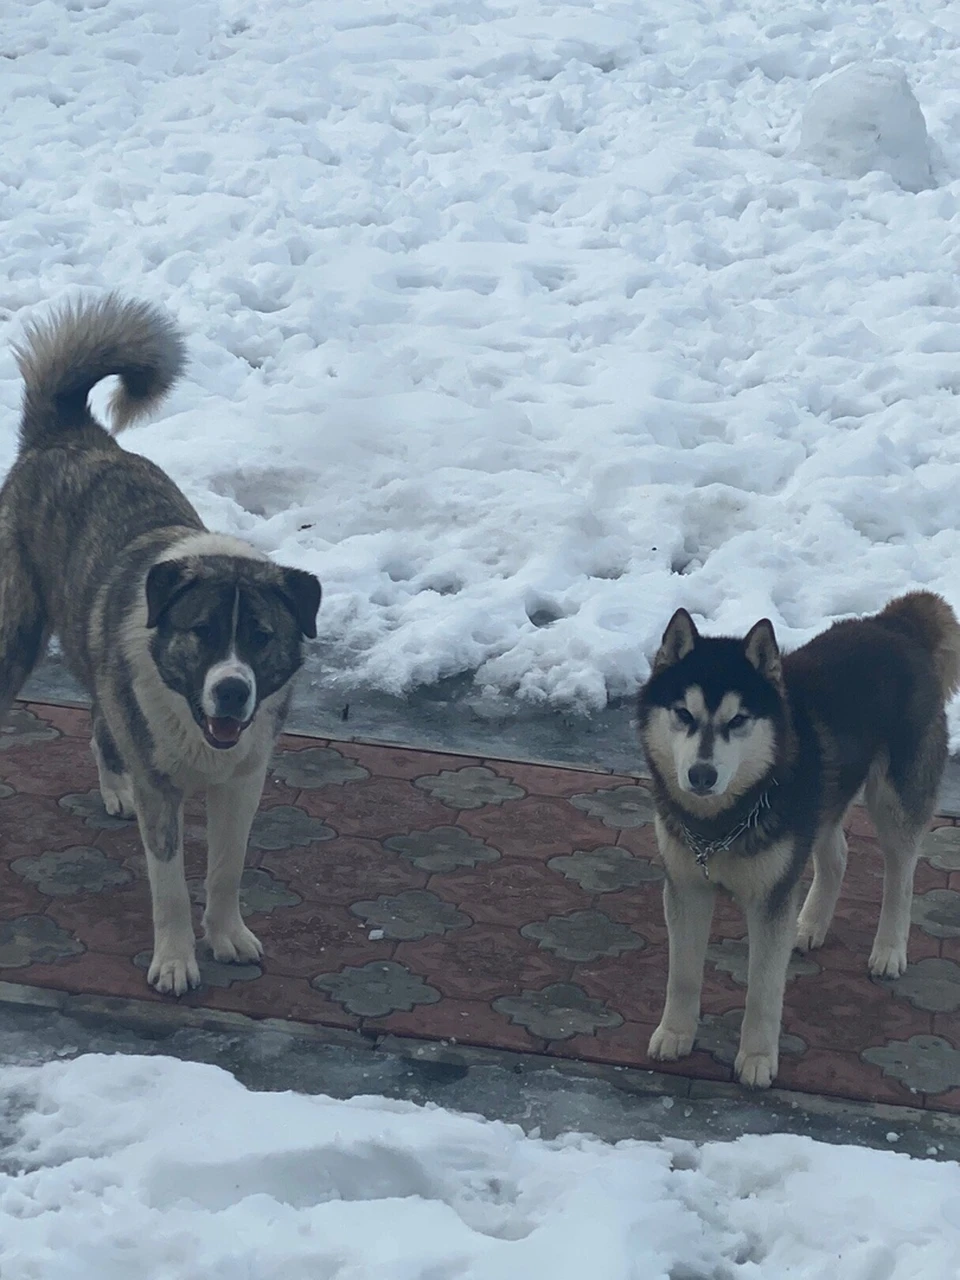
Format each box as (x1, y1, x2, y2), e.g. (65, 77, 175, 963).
(878, 591, 960, 701)
(14, 294, 186, 449)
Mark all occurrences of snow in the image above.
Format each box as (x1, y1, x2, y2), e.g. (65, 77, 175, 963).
(4, 0, 960, 731)
(798, 62, 934, 192)
(2, 1053, 960, 1279)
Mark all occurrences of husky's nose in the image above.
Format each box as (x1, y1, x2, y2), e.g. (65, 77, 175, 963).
(687, 762, 718, 794)
(212, 676, 252, 720)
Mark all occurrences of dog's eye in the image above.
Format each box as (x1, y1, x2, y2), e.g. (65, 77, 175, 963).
(727, 713, 749, 732)
(673, 707, 695, 728)
(248, 626, 273, 650)
(191, 623, 217, 644)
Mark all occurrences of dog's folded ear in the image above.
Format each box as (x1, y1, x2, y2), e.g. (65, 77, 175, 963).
(654, 608, 699, 672)
(744, 618, 782, 682)
(276, 567, 322, 639)
(145, 559, 195, 629)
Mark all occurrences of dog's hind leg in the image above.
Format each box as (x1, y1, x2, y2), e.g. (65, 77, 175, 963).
(865, 745, 941, 979)
(202, 769, 268, 964)
(91, 709, 135, 819)
(648, 874, 715, 1063)
(134, 776, 198, 995)
(0, 558, 48, 723)
(796, 823, 847, 952)
(737, 887, 801, 1089)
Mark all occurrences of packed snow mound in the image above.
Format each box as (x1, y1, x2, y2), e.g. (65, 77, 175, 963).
(799, 62, 933, 192)
(2, 1054, 960, 1279)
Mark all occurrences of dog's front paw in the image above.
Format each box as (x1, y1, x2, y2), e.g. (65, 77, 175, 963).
(869, 941, 907, 979)
(100, 777, 136, 820)
(795, 912, 829, 953)
(148, 944, 201, 996)
(735, 1049, 777, 1090)
(204, 916, 263, 964)
(648, 1023, 696, 1062)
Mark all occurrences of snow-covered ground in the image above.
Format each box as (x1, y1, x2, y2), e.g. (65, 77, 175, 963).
(0, 1052, 958, 1279)
(5, 7, 960, 1269)
(4, 0, 960, 726)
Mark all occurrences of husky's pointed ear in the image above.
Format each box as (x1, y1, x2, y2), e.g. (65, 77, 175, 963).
(653, 608, 699, 672)
(276, 567, 322, 639)
(744, 618, 781, 682)
(145, 559, 195, 629)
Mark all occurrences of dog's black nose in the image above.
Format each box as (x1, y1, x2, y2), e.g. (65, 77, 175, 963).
(213, 676, 252, 719)
(688, 762, 718, 793)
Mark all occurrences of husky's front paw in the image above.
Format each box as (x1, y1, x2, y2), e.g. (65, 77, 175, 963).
(869, 941, 907, 979)
(735, 1049, 777, 1090)
(203, 916, 263, 964)
(795, 912, 829, 953)
(148, 942, 201, 996)
(648, 1023, 696, 1062)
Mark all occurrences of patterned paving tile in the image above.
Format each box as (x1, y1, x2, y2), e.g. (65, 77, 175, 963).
(248, 804, 336, 851)
(521, 909, 645, 962)
(862, 1036, 960, 1097)
(270, 746, 370, 789)
(313, 960, 441, 1017)
(569, 785, 656, 829)
(349, 889, 471, 941)
(887, 957, 960, 1013)
(921, 824, 960, 872)
(58, 789, 132, 831)
(493, 982, 623, 1040)
(11, 846, 134, 897)
(187, 867, 302, 916)
(0, 914, 84, 967)
(912, 888, 960, 938)
(384, 826, 501, 873)
(414, 766, 525, 810)
(0, 701, 958, 1114)
(0, 706, 60, 750)
(707, 937, 820, 986)
(547, 846, 663, 893)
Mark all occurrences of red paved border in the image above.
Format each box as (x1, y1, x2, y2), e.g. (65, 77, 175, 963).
(1, 700, 959, 1111)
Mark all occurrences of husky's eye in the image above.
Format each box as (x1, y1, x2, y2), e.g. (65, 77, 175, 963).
(727, 713, 750, 732)
(673, 706, 695, 728)
(248, 625, 273, 651)
(191, 622, 217, 644)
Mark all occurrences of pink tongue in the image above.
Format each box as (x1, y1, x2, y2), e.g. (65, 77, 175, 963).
(206, 717, 242, 744)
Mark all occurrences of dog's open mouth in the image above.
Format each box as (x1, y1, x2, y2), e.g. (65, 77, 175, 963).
(202, 716, 251, 749)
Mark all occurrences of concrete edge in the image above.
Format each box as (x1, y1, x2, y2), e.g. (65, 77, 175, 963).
(1, 981, 958, 1160)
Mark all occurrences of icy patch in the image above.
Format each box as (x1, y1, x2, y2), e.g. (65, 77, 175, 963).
(799, 62, 934, 192)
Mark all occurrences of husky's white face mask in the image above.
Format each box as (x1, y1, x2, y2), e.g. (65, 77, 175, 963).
(639, 608, 781, 811)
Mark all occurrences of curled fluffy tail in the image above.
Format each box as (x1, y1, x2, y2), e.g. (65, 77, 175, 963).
(878, 591, 960, 700)
(14, 293, 186, 448)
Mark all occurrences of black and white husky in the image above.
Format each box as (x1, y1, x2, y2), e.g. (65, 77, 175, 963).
(0, 295, 321, 995)
(638, 592, 960, 1088)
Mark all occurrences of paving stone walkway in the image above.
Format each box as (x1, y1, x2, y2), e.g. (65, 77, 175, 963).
(2, 701, 960, 1112)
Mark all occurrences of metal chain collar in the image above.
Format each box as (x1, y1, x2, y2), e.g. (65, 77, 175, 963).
(679, 781, 778, 880)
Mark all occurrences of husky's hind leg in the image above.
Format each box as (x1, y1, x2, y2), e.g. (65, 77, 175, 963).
(796, 823, 847, 952)
(91, 707, 135, 819)
(866, 730, 945, 979)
